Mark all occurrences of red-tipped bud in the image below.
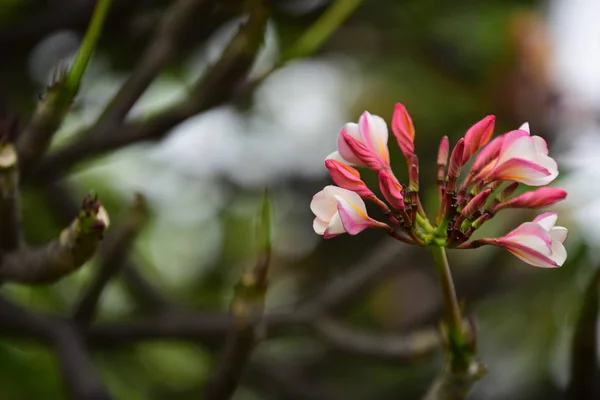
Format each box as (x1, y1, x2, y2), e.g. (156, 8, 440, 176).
(341, 131, 383, 171)
(437, 136, 450, 168)
(378, 170, 404, 210)
(448, 138, 465, 180)
(325, 159, 375, 199)
(493, 187, 567, 213)
(409, 155, 419, 191)
(462, 115, 495, 164)
(392, 103, 416, 161)
(462, 189, 492, 218)
(437, 135, 450, 183)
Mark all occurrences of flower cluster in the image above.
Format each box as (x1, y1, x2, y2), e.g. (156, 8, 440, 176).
(311, 104, 568, 268)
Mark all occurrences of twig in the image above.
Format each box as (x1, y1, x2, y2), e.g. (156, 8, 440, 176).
(299, 238, 408, 315)
(120, 261, 171, 312)
(0, 194, 109, 284)
(0, 141, 20, 250)
(91, 0, 215, 131)
(314, 317, 440, 361)
(0, 296, 111, 399)
(203, 189, 272, 400)
(30, 1, 269, 181)
(73, 194, 148, 324)
(53, 323, 113, 400)
(16, 0, 113, 170)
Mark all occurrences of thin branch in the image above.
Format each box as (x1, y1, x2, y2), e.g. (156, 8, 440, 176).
(16, 0, 113, 169)
(91, 0, 215, 131)
(0, 296, 111, 400)
(120, 261, 171, 312)
(0, 142, 20, 250)
(30, 1, 270, 181)
(314, 317, 440, 361)
(73, 194, 148, 324)
(299, 238, 407, 315)
(203, 188, 272, 400)
(52, 324, 113, 400)
(0, 194, 109, 284)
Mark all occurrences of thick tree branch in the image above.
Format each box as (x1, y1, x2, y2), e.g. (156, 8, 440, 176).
(0, 194, 109, 284)
(73, 194, 148, 324)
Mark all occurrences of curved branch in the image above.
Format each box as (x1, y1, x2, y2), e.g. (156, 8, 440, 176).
(0, 194, 109, 284)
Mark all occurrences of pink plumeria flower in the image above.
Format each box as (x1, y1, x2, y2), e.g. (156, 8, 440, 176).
(476, 122, 558, 186)
(327, 112, 390, 171)
(311, 185, 382, 238)
(473, 212, 567, 268)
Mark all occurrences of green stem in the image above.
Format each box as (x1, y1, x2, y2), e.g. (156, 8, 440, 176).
(62, 0, 112, 103)
(282, 0, 363, 61)
(429, 246, 485, 400)
(431, 246, 463, 339)
(416, 213, 434, 234)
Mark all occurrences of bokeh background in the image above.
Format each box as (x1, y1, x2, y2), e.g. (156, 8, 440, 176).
(1, 0, 599, 399)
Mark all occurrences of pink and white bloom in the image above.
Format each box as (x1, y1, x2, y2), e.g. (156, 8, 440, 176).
(311, 186, 381, 238)
(327, 112, 390, 171)
(477, 212, 567, 268)
(392, 103, 416, 161)
(473, 123, 558, 186)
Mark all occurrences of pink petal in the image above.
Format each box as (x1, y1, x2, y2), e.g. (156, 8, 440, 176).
(462, 115, 495, 163)
(505, 246, 560, 268)
(323, 212, 346, 238)
(378, 170, 404, 210)
(532, 135, 548, 155)
(359, 112, 390, 166)
(550, 226, 568, 243)
(503, 221, 552, 248)
(313, 217, 329, 235)
(310, 189, 337, 221)
(518, 122, 530, 133)
(497, 135, 538, 165)
(490, 158, 551, 184)
(334, 194, 373, 235)
(337, 123, 363, 165)
(532, 212, 558, 231)
(341, 130, 385, 170)
(325, 159, 373, 197)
